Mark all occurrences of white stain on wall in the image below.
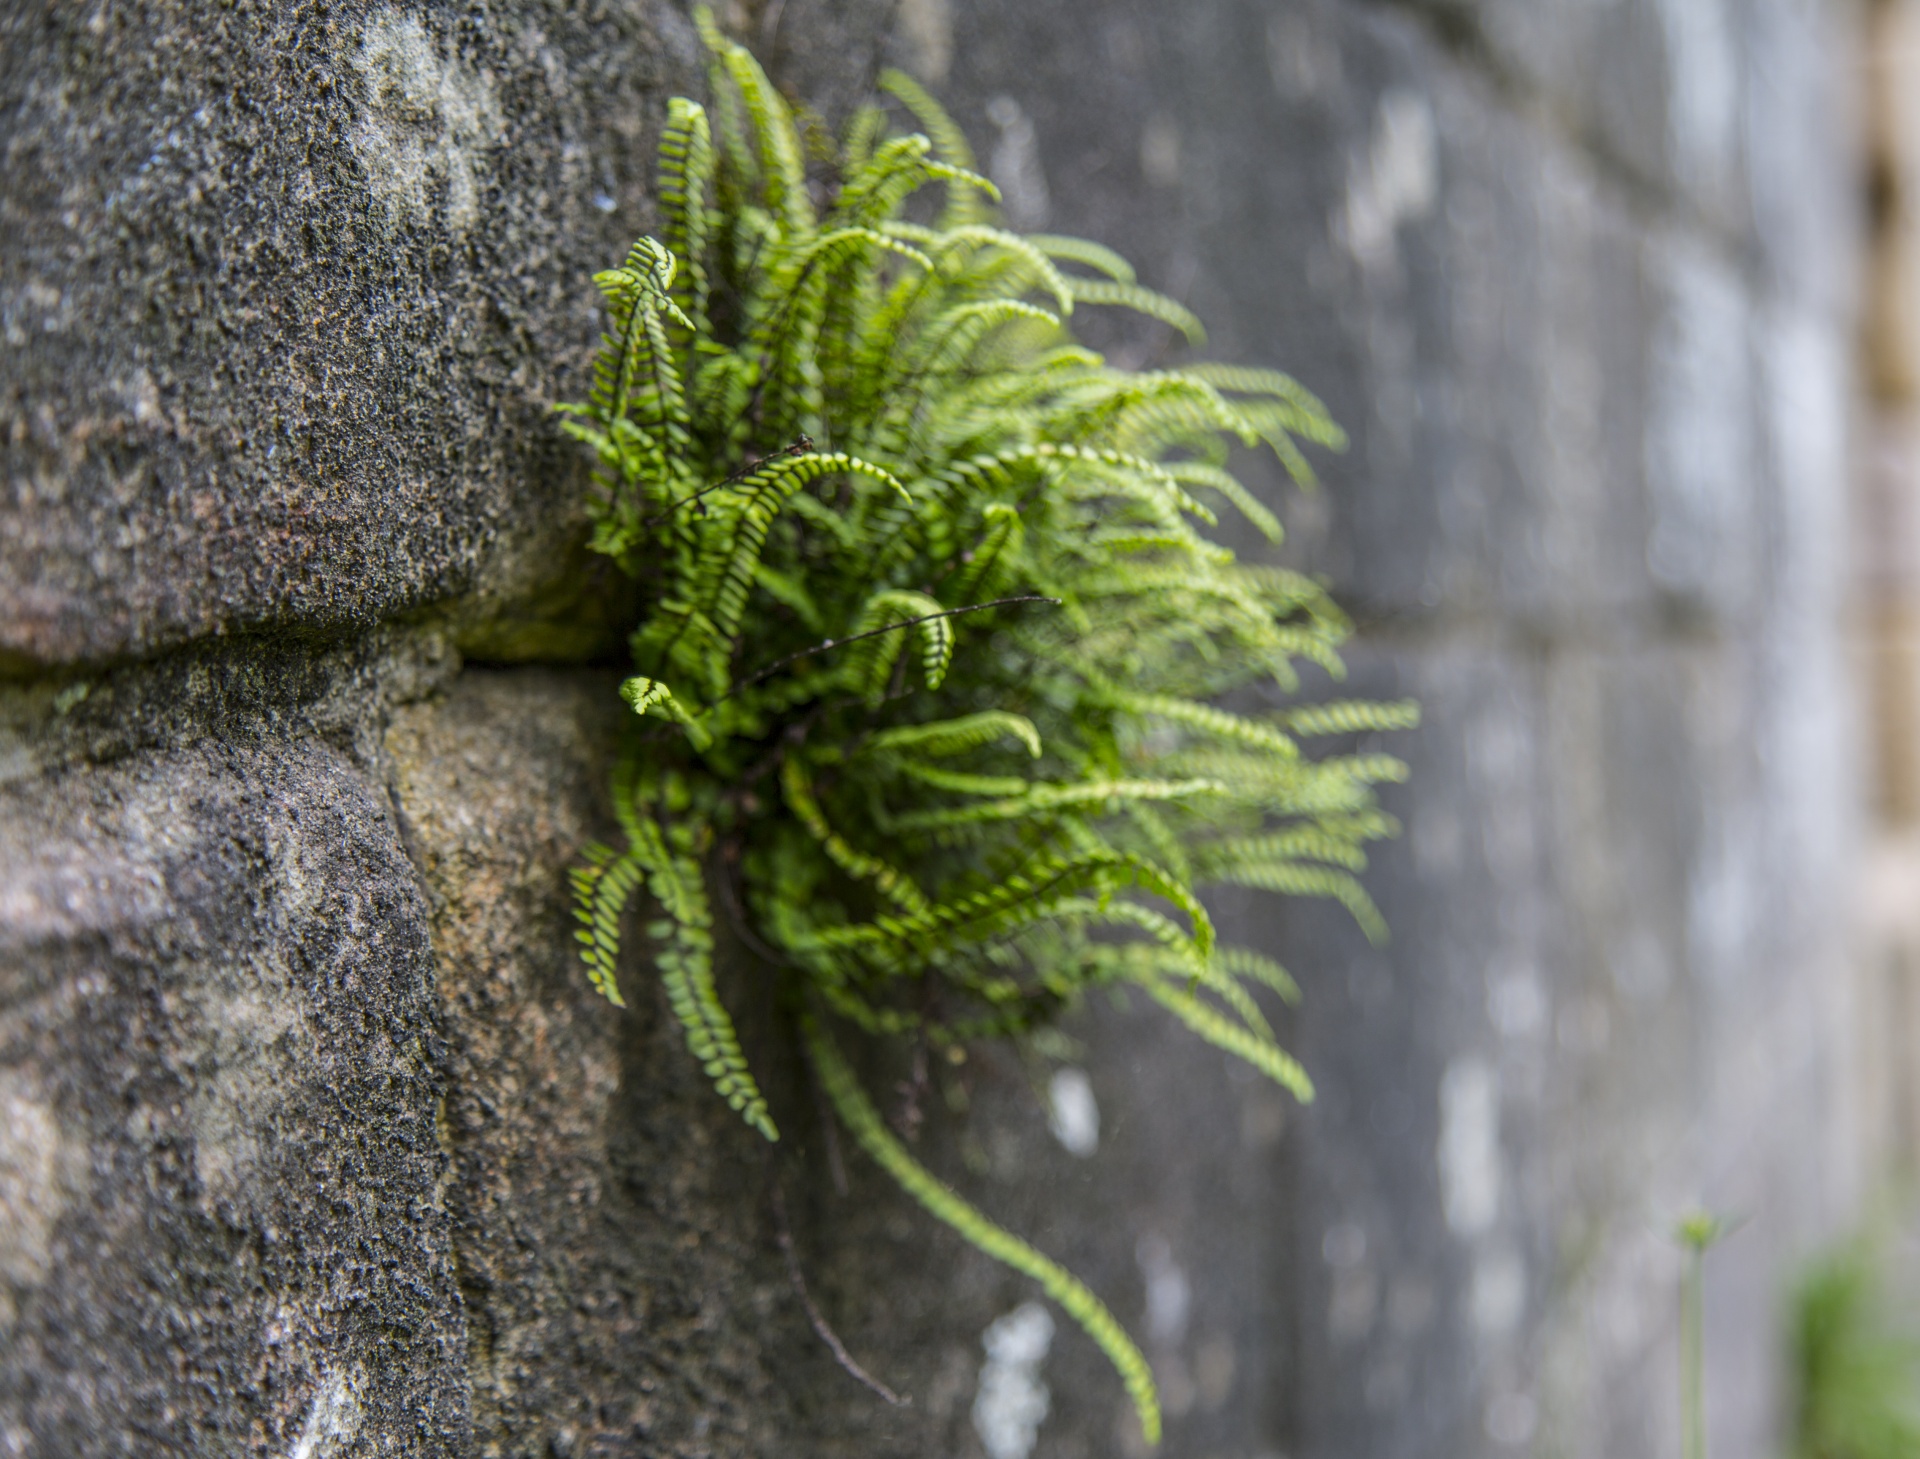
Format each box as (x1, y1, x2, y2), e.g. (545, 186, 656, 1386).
(1658, 0, 1739, 197)
(1438, 1058, 1501, 1238)
(351, 12, 504, 233)
(973, 1302, 1055, 1459)
(0, 1070, 68, 1316)
(1644, 241, 1754, 604)
(986, 96, 1050, 231)
(1136, 1233, 1191, 1346)
(1046, 1067, 1100, 1157)
(287, 1368, 362, 1459)
(1336, 90, 1437, 273)
(1469, 1246, 1526, 1336)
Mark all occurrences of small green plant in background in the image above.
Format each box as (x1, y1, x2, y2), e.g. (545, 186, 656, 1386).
(1790, 1228, 1920, 1459)
(561, 13, 1414, 1441)
(1677, 1212, 1734, 1459)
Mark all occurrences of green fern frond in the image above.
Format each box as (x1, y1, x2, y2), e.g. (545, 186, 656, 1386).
(879, 68, 990, 226)
(890, 776, 1225, 833)
(1027, 232, 1138, 283)
(1136, 978, 1315, 1102)
(1283, 698, 1423, 735)
(619, 675, 714, 751)
(1105, 690, 1301, 757)
(782, 757, 930, 915)
(1166, 461, 1285, 543)
(806, 1015, 1162, 1445)
(1216, 860, 1389, 943)
(1062, 277, 1205, 345)
(557, 23, 1412, 1434)
(645, 812, 781, 1140)
(1215, 945, 1302, 1004)
(657, 98, 716, 332)
(863, 710, 1043, 760)
(891, 762, 1036, 797)
(1194, 823, 1381, 875)
(699, 10, 812, 232)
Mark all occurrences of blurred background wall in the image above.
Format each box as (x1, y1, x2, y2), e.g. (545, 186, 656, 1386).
(0, 1, 1893, 1456)
(916, 2, 1866, 1456)
(1859, 0, 1920, 1189)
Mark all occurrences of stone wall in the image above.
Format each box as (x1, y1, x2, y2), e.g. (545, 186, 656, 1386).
(1, 1, 1865, 1457)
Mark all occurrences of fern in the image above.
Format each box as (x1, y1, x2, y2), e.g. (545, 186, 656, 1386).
(559, 15, 1414, 1442)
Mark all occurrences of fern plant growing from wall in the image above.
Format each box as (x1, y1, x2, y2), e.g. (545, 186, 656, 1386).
(562, 14, 1414, 1442)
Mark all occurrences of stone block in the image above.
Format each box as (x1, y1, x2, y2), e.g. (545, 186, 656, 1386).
(0, 736, 468, 1454)
(384, 667, 811, 1457)
(0, 0, 893, 670)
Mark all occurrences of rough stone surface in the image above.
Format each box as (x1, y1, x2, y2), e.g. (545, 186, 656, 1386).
(0, 1, 1869, 1457)
(378, 667, 1302, 1458)
(0, 731, 468, 1455)
(0, 0, 889, 668)
(385, 668, 808, 1459)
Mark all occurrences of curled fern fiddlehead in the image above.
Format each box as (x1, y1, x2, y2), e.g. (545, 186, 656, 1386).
(561, 15, 1415, 1442)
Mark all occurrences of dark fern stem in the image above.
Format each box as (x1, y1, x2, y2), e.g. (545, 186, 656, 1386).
(558, 11, 1417, 1443)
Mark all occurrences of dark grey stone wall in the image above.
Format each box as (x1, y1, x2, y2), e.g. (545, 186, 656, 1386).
(0, 1, 1865, 1457)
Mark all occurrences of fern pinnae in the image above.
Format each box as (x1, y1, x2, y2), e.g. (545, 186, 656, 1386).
(889, 776, 1228, 833)
(944, 501, 1025, 605)
(1215, 945, 1302, 1005)
(1196, 826, 1375, 875)
(1026, 232, 1137, 283)
(572, 850, 638, 1006)
(840, 588, 949, 704)
(922, 225, 1076, 316)
(1190, 366, 1348, 450)
(888, 299, 1065, 409)
(863, 710, 1044, 761)
(658, 98, 716, 334)
(840, 150, 998, 236)
(890, 762, 1037, 798)
(1164, 461, 1286, 544)
(1102, 690, 1302, 759)
(1136, 978, 1315, 1103)
(840, 101, 888, 170)
(877, 67, 988, 225)
(703, 453, 907, 647)
(816, 849, 1215, 966)
(781, 757, 930, 916)
(1218, 860, 1389, 944)
(1319, 751, 1412, 785)
(654, 813, 780, 1139)
(1283, 698, 1423, 736)
(561, 28, 1413, 1435)
(1149, 950, 1277, 1042)
(1061, 277, 1206, 344)
(699, 14, 811, 232)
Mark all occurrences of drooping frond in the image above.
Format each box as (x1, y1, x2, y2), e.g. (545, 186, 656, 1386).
(1061, 277, 1206, 345)
(558, 14, 1412, 1437)
(806, 1015, 1162, 1444)
(1028, 233, 1137, 282)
